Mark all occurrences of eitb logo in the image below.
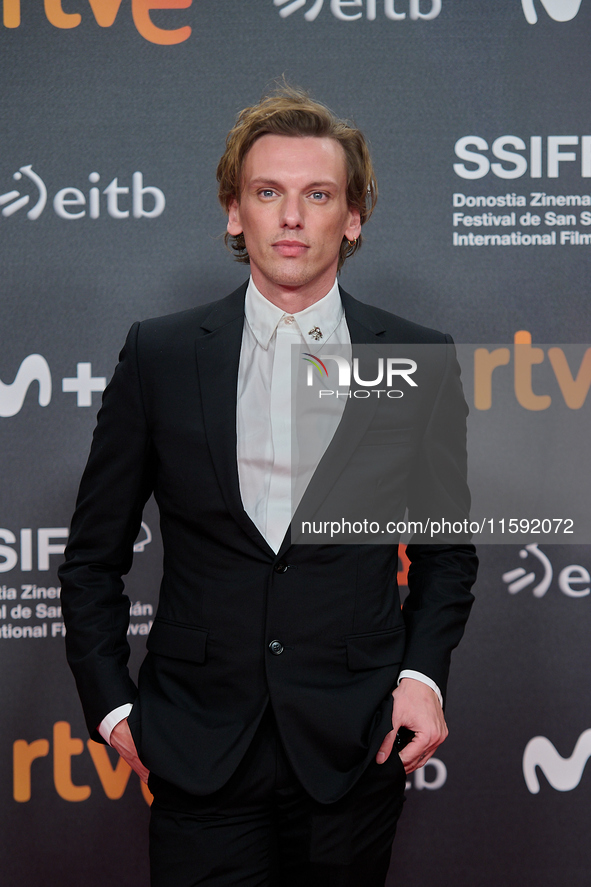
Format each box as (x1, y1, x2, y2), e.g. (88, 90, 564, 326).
(273, 0, 442, 22)
(0, 164, 165, 221)
(274, 0, 324, 19)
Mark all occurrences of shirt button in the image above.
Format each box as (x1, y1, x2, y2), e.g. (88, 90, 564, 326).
(269, 640, 284, 655)
(284, 315, 295, 325)
(274, 562, 288, 573)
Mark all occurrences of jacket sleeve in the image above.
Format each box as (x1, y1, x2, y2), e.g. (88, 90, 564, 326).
(59, 322, 156, 741)
(401, 337, 478, 703)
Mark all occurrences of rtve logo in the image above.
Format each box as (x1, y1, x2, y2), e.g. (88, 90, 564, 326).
(474, 331, 591, 411)
(523, 729, 591, 793)
(1, 0, 192, 45)
(522, 0, 583, 24)
(273, 0, 441, 22)
(13, 721, 153, 804)
(0, 355, 106, 417)
(0, 165, 165, 221)
(502, 543, 590, 599)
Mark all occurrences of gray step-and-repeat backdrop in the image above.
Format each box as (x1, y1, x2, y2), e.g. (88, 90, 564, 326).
(2, 2, 591, 885)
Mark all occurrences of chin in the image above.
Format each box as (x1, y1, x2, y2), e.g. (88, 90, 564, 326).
(265, 264, 314, 289)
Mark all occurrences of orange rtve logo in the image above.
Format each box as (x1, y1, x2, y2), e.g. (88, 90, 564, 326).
(474, 332, 591, 411)
(2, 0, 193, 45)
(13, 721, 153, 805)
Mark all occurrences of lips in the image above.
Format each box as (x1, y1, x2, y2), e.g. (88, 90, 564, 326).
(272, 240, 309, 256)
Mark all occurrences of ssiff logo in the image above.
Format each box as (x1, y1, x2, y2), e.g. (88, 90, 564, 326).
(523, 729, 591, 793)
(0, 522, 151, 574)
(522, 0, 583, 24)
(273, 0, 441, 21)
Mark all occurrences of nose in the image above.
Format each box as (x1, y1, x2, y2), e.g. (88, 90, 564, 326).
(280, 193, 304, 229)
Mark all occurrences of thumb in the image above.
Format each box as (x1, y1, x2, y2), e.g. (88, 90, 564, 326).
(376, 728, 396, 765)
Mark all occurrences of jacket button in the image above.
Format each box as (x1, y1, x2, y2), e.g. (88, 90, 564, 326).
(274, 563, 288, 573)
(269, 640, 284, 655)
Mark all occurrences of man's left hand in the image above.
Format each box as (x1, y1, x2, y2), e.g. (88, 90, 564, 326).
(375, 677, 448, 774)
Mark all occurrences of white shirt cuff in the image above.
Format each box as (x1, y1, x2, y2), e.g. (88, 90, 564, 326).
(98, 703, 134, 745)
(398, 670, 443, 707)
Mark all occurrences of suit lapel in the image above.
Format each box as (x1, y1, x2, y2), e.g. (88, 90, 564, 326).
(195, 283, 275, 557)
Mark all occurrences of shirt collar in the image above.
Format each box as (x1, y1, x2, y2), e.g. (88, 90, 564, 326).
(244, 277, 343, 350)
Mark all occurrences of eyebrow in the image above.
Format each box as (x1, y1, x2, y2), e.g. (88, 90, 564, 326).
(247, 178, 340, 190)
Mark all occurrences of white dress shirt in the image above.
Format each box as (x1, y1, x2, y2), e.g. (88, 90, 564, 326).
(237, 277, 349, 552)
(99, 278, 441, 743)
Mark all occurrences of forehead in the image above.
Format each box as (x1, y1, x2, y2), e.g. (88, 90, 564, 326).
(241, 134, 348, 185)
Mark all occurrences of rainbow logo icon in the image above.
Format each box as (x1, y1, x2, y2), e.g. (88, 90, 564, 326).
(302, 352, 328, 378)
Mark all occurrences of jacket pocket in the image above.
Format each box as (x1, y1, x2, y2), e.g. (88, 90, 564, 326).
(147, 618, 208, 663)
(345, 626, 405, 671)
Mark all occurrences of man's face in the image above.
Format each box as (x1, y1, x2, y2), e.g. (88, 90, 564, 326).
(227, 134, 361, 305)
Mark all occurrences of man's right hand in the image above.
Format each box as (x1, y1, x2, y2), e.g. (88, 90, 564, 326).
(109, 718, 150, 784)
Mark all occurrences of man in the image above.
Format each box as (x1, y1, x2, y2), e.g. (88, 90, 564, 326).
(59, 86, 477, 887)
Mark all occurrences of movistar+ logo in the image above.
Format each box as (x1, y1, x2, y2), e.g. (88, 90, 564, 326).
(523, 729, 591, 793)
(522, 0, 583, 22)
(0, 356, 106, 417)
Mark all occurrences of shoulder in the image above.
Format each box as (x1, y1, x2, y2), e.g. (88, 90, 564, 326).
(340, 288, 450, 345)
(127, 282, 248, 352)
(370, 305, 450, 345)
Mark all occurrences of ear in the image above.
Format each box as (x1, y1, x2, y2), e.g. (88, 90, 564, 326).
(227, 198, 243, 236)
(344, 207, 361, 242)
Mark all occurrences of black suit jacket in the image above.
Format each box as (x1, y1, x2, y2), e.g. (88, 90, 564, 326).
(59, 283, 477, 804)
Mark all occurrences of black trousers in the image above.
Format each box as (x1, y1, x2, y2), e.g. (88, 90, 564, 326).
(148, 708, 406, 887)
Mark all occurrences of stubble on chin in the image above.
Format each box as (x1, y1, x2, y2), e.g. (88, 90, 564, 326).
(253, 252, 316, 290)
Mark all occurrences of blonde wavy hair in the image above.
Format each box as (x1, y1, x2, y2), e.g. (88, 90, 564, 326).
(216, 84, 377, 272)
